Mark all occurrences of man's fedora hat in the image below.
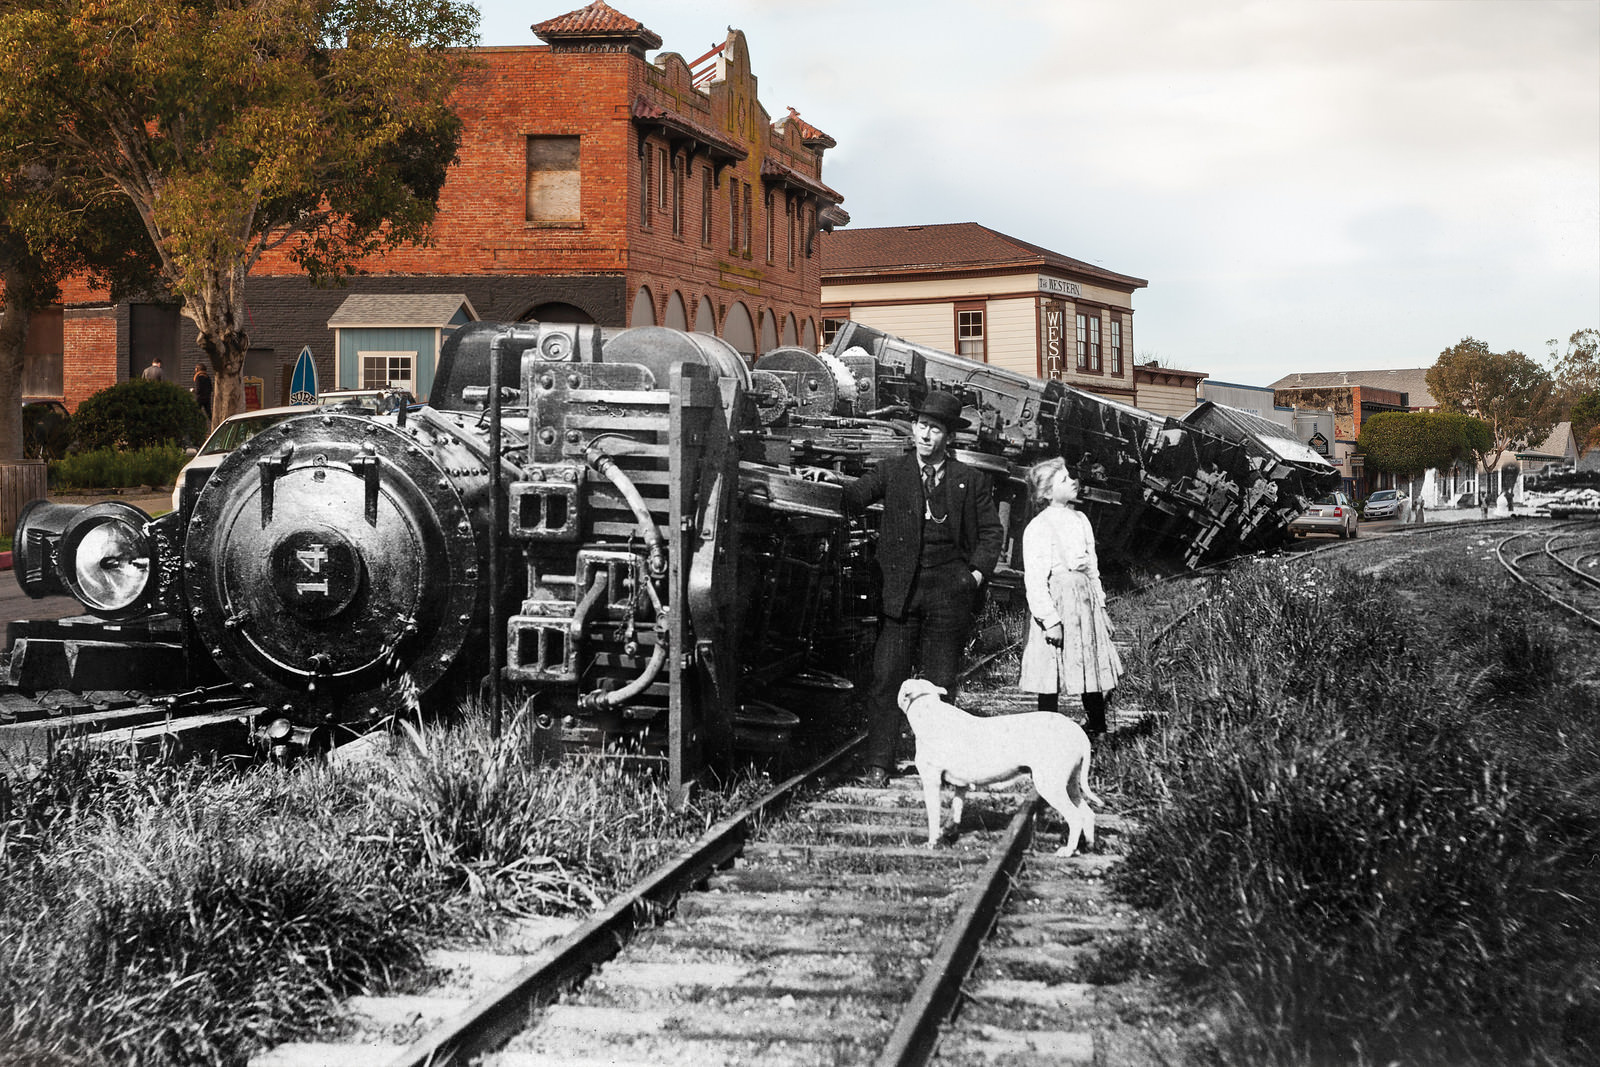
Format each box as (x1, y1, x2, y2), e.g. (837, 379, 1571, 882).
(911, 391, 971, 431)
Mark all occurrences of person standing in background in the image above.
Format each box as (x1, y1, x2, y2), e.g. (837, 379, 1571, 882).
(1018, 457, 1122, 737)
(141, 358, 165, 381)
(192, 364, 213, 420)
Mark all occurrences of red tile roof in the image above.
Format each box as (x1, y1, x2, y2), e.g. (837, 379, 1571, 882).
(533, 1, 661, 50)
(781, 107, 836, 150)
(820, 222, 1147, 288)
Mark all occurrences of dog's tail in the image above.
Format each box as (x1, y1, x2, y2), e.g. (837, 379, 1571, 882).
(1076, 749, 1103, 809)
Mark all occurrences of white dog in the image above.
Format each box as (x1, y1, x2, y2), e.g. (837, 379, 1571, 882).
(897, 677, 1101, 856)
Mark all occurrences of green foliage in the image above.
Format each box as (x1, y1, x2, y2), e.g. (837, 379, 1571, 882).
(1570, 391, 1600, 457)
(1427, 337, 1559, 469)
(48, 444, 187, 490)
(67, 379, 208, 452)
(1356, 410, 1490, 476)
(21, 402, 71, 459)
(1106, 561, 1600, 1065)
(0, 0, 479, 424)
(1548, 328, 1600, 398)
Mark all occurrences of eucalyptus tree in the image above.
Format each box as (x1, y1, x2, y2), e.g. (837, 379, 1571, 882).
(1425, 337, 1558, 495)
(0, 157, 158, 460)
(0, 0, 478, 423)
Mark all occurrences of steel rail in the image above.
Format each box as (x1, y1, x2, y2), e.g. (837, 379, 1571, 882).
(1493, 526, 1600, 631)
(384, 733, 863, 1067)
(875, 794, 1040, 1067)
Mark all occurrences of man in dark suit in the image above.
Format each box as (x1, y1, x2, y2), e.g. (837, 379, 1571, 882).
(843, 391, 1005, 787)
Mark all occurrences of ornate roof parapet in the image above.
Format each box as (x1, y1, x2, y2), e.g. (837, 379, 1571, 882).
(533, 1, 662, 57)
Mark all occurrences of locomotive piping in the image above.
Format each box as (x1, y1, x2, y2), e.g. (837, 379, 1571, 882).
(584, 437, 668, 579)
(578, 640, 668, 711)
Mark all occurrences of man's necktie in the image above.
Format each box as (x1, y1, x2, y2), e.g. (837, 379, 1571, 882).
(922, 463, 937, 499)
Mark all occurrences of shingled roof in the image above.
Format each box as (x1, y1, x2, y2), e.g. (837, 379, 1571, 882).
(533, 1, 661, 54)
(327, 294, 477, 328)
(1269, 368, 1437, 409)
(820, 222, 1147, 289)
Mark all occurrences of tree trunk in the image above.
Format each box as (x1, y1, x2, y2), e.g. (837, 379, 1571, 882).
(185, 266, 251, 425)
(0, 266, 34, 462)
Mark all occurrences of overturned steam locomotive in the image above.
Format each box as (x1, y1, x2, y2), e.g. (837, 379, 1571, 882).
(10, 321, 1337, 791)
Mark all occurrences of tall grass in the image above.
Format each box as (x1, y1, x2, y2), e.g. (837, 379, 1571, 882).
(0, 710, 762, 1065)
(1105, 558, 1600, 1065)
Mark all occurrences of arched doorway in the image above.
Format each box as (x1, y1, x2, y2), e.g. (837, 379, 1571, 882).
(723, 302, 756, 357)
(782, 312, 798, 347)
(630, 286, 656, 327)
(801, 318, 816, 351)
(695, 296, 716, 334)
(664, 291, 688, 332)
(523, 301, 595, 323)
(759, 309, 778, 354)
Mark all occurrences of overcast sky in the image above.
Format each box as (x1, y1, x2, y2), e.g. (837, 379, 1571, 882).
(477, 0, 1600, 388)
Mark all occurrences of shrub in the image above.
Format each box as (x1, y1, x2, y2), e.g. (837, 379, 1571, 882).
(21, 403, 73, 460)
(49, 445, 188, 491)
(70, 379, 207, 452)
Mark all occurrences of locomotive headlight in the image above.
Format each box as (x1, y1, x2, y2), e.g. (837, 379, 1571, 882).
(13, 500, 155, 618)
(66, 516, 151, 612)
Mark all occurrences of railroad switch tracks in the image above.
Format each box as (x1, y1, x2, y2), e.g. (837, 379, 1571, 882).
(253, 737, 1142, 1067)
(1494, 520, 1600, 629)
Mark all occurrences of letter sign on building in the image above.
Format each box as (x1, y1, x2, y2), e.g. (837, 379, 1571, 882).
(1040, 299, 1066, 379)
(1038, 277, 1083, 299)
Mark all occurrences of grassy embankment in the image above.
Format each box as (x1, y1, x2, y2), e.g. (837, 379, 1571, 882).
(1094, 553, 1600, 1066)
(0, 711, 772, 1066)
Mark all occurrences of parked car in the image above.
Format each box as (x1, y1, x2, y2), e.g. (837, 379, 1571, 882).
(169, 391, 422, 510)
(170, 405, 312, 511)
(1361, 488, 1406, 521)
(1289, 491, 1358, 539)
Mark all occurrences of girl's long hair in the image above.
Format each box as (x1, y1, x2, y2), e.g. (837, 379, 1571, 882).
(1027, 456, 1068, 506)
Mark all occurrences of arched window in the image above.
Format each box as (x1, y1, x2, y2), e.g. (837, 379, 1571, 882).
(759, 309, 778, 354)
(723, 302, 756, 357)
(694, 296, 716, 334)
(782, 313, 798, 347)
(801, 318, 817, 351)
(664, 291, 688, 332)
(630, 286, 656, 327)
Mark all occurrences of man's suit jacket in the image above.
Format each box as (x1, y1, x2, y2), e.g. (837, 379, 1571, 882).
(843, 451, 1005, 618)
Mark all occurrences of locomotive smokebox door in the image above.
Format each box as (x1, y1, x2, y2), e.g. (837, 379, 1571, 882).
(183, 410, 491, 725)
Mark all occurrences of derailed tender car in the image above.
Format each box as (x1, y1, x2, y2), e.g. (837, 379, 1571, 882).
(1289, 491, 1358, 538)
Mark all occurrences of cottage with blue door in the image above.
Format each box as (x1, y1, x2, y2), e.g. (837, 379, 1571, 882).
(326, 294, 479, 402)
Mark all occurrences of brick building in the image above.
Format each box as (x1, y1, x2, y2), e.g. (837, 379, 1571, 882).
(1269, 369, 1430, 493)
(13, 1, 844, 410)
(818, 223, 1158, 406)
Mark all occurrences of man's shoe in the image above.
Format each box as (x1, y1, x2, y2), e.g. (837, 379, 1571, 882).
(860, 766, 889, 789)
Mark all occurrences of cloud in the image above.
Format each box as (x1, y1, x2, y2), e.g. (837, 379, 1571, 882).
(478, 0, 1599, 382)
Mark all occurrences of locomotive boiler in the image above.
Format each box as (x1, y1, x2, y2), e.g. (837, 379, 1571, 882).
(8, 320, 1337, 791)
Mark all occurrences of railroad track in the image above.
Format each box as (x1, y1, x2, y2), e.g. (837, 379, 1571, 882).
(1494, 520, 1600, 629)
(253, 726, 1141, 1067)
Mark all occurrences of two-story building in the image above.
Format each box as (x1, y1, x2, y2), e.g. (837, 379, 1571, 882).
(818, 223, 1182, 408)
(15, 1, 845, 410)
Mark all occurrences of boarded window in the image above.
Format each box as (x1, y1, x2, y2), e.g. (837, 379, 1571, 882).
(22, 306, 64, 396)
(526, 136, 580, 223)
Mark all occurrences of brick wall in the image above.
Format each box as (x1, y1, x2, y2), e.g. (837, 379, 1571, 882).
(62, 310, 121, 411)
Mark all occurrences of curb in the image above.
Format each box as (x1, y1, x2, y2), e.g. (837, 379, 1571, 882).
(1, 551, 9, 571)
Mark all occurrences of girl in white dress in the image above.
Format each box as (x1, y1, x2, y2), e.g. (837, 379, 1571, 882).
(1018, 457, 1122, 735)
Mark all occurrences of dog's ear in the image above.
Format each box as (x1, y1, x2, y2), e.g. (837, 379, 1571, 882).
(932, 683, 948, 696)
